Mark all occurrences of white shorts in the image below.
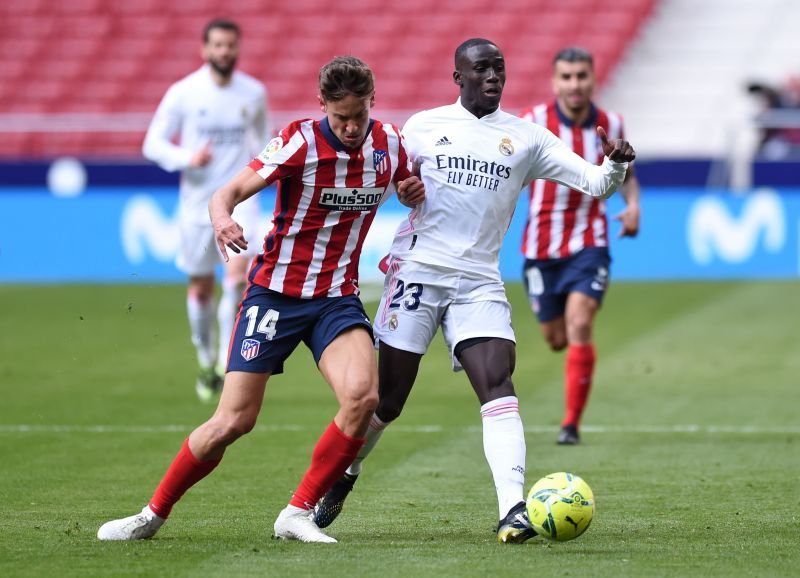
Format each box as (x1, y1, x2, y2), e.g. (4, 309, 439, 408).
(373, 259, 515, 371)
(176, 196, 261, 277)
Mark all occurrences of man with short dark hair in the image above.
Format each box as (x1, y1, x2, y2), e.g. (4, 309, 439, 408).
(98, 56, 425, 544)
(314, 39, 635, 543)
(520, 47, 641, 446)
(143, 19, 269, 402)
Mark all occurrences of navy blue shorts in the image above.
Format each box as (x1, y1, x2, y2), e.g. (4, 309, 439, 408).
(523, 247, 611, 323)
(226, 284, 373, 375)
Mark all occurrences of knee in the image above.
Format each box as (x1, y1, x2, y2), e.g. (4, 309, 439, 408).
(376, 397, 403, 423)
(566, 318, 593, 344)
(206, 412, 257, 446)
(341, 377, 379, 419)
(546, 334, 567, 352)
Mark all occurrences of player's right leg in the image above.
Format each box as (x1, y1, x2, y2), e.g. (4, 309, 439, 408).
(97, 370, 269, 540)
(314, 259, 445, 528)
(313, 342, 423, 528)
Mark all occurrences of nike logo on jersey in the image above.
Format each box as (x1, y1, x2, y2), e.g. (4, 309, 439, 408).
(434, 136, 452, 146)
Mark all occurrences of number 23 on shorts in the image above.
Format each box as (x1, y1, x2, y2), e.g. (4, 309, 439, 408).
(388, 279, 423, 311)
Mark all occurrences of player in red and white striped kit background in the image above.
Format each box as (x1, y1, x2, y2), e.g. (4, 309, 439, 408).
(519, 47, 641, 445)
(97, 56, 425, 544)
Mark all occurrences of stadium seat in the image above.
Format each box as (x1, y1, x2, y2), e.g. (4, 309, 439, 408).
(0, 0, 655, 157)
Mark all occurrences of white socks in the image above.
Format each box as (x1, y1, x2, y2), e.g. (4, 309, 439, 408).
(346, 414, 388, 476)
(217, 280, 245, 372)
(480, 396, 526, 519)
(187, 294, 217, 368)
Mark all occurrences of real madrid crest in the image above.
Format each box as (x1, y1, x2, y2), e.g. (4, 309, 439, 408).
(389, 313, 399, 331)
(499, 137, 514, 156)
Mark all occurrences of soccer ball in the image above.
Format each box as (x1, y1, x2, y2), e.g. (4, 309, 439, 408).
(526, 472, 595, 541)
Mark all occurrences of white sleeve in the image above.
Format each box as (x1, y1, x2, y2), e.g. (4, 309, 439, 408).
(141, 84, 193, 172)
(527, 125, 627, 199)
(400, 114, 424, 164)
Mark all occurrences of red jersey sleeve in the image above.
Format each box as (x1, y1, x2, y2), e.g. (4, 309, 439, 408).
(392, 131, 412, 183)
(248, 120, 309, 186)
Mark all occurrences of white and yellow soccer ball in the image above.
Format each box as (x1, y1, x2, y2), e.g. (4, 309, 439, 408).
(526, 472, 595, 541)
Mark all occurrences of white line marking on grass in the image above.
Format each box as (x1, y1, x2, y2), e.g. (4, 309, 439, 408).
(0, 424, 798, 434)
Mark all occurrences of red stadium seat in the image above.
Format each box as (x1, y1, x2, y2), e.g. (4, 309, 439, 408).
(0, 0, 656, 157)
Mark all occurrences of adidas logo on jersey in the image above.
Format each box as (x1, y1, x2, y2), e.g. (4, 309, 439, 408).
(434, 136, 452, 146)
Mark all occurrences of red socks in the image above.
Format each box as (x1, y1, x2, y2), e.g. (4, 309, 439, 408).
(563, 343, 596, 427)
(149, 438, 221, 519)
(290, 421, 365, 509)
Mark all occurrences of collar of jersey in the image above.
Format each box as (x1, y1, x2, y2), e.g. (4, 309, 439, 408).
(454, 98, 503, 122)
(554, 100, 598, 129)
(320, 117, 375, 153)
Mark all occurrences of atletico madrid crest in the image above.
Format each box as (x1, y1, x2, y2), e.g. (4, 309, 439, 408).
(240, 338, 260, 361)
(373, 150, 388, 175)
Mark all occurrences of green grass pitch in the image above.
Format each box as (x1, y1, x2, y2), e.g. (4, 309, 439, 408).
(0, 281, 798, 577)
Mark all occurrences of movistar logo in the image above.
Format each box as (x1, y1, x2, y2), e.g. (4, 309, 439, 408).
(687, 189, 785, 264)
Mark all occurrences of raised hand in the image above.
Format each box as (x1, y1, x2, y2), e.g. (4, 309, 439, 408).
(597, 126, 635, 163)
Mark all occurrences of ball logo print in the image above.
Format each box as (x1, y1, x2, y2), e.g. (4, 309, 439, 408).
(526, 472, 595, 541)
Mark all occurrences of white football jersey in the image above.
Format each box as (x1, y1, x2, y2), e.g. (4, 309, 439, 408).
(143, 65, 269, 223)
(390, 99, 626, 280)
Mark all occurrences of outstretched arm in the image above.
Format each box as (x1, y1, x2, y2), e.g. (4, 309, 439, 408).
(532, 125, 636, 199)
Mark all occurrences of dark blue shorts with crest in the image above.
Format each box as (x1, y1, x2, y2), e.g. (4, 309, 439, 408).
(226, 283, 373, 375)
(523, 247, 612, 323)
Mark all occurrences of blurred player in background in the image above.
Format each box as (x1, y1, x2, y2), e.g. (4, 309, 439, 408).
(142, 19, 269, 402)
(520, 47, 641, 445)
(98, 56, 425, 544)
(313, 39, 635, 543)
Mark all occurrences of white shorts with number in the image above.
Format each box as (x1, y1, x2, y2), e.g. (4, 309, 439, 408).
(176, 196, 261, 276)
(373, 259, 515, 371)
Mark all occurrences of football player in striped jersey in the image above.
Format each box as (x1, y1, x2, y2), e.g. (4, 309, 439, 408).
(97, 56, 424, 544)
(519, 47, 641, 445)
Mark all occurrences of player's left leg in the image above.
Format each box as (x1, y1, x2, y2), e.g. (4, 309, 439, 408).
(187, 274, 222, 402)
(556, 247, 610, 445)
(457, 337, 536, 544)
(559, 291, 600, 444)
(274, 326, 377, 543)
(216, 254, 250, 376)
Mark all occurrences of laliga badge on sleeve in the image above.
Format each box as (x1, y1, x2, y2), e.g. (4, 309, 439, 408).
(257, 137, 283, 163)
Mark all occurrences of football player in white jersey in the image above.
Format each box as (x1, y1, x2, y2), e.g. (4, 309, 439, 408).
(314, 38, 635, 543)
(142, 19, 269, 402)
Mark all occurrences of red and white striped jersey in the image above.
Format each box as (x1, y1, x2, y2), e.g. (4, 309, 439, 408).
(247, 117, 411, 299)
(520, 101, 625, 260)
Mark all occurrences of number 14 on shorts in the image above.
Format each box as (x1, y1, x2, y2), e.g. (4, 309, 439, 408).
(244, 306, 279, 340)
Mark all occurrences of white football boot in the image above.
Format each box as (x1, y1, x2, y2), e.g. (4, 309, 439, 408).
(273, 505, 337, 543)
(97, 506, 165, 541)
